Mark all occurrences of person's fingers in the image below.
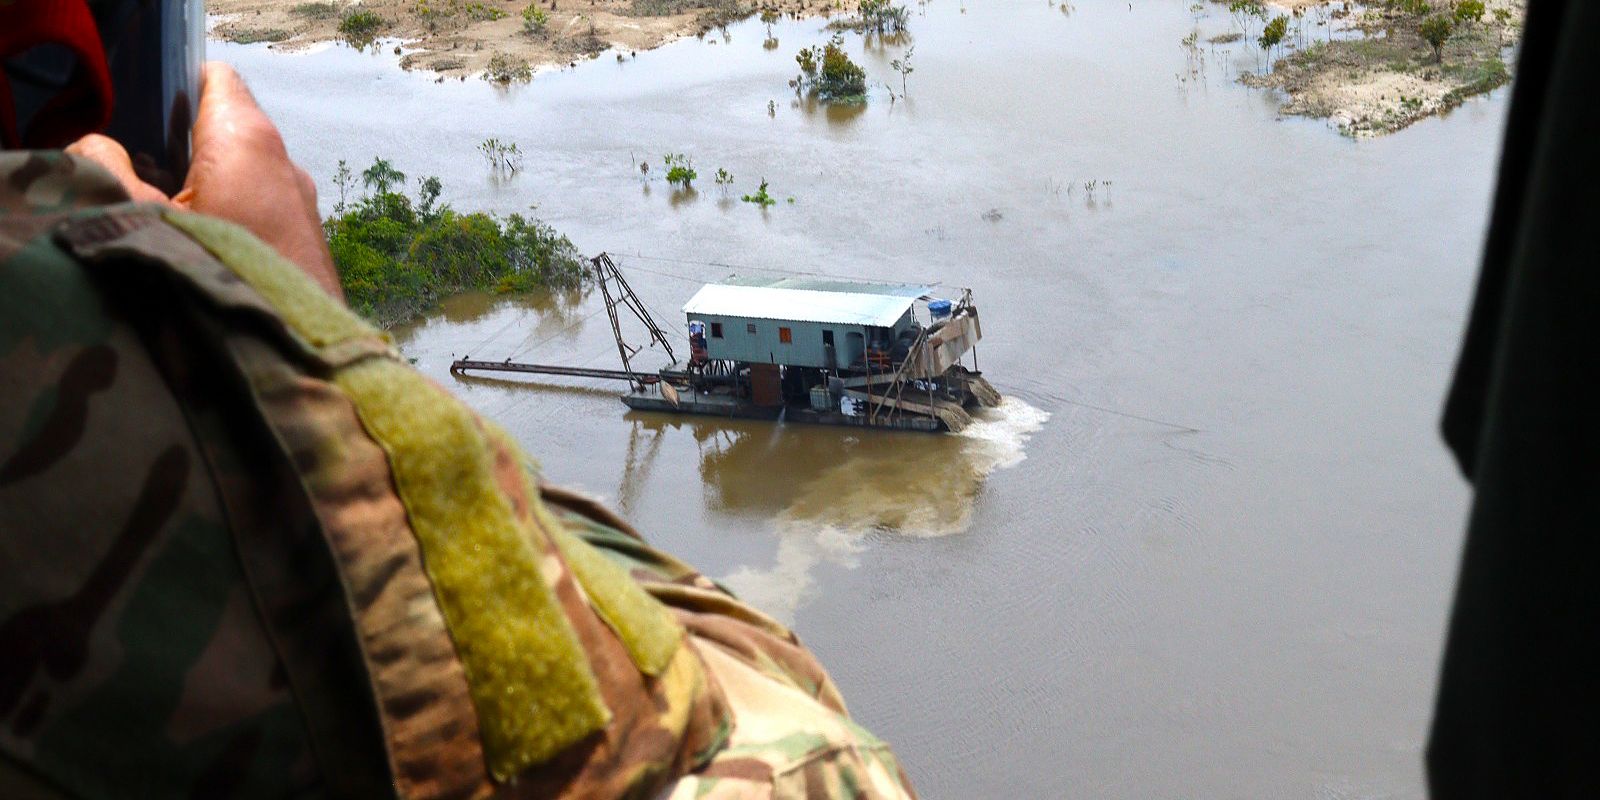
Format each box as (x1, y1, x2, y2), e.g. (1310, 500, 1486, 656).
(186, 62, 287, 193)
(179, 61, 342, 299)
(192, 62, 267, 145)
(64, 134, 171, 205)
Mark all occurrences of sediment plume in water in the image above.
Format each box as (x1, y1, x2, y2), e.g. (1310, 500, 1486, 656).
(722, 397, 1049, 623)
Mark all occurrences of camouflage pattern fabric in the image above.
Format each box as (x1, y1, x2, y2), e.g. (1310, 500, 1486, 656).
(0, 151, 916, 799)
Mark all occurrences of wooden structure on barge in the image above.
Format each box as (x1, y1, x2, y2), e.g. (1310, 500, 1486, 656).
(450, 253, 1000, 433)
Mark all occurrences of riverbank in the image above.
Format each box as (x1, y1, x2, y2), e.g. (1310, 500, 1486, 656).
(210, 0, 820, 79)
(1238, 0, 1524, 136)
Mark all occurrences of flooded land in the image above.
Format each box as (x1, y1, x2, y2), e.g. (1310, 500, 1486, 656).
(1238, 0, 1524, 136)
(217, 0, 1524, 135)
(211, 0, 818, 78)
(220, 0, 1512, 796)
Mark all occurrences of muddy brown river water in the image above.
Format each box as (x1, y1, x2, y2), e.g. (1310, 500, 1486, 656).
(219, 1, 1511, 795)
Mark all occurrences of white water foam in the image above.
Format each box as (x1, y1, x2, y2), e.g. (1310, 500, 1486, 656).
(721, 396, 1050, 622)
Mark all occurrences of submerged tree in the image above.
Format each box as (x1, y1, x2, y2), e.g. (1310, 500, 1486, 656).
(890, 45, 915, 98)
(792, 34, 868, 102)
(855, 0, 909, 34)
(741, 179, 777, 207)
(478, 138, 525, 177)
(1228, 0, 1266, 44)
(1259, 14, 1288, 66)
(663, 153, 697, 188)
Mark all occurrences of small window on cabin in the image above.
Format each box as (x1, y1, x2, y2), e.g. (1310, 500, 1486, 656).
(711, 322, 723, 338)
(747, 323, 757, 335)
(823, 330, 835, 346)
(779, 327, 793, 344)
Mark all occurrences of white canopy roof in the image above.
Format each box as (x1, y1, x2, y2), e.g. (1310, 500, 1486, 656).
(682, 284, 915, 328)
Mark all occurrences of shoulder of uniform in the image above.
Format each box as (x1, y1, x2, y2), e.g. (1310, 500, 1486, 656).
(0, 152, 130, 216)
(48, 205, 398, 370)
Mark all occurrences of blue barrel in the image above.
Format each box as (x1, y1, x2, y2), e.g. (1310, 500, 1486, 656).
(928, 299, 952, 320)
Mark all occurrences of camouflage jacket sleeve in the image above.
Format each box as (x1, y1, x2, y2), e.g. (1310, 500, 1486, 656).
(0, 152, 915, 800)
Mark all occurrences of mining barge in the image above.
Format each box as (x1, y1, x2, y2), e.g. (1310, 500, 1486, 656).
(450, 253, 1000, 433)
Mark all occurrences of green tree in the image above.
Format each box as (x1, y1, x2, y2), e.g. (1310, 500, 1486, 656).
(1419, 14, 1453, 63)
(326, 159, 586, 325)
(417, 176, 443, 221)
(663, 153, 697, 188)
(741, 179, 776, 207)
(1259, 14, 1288, 64)
(332, 159, 354, 214)
(362, 157, 405, 195)
(522, 4, 549, 34)
(479, 138, 524, 176)
(793, 34, 867, 102)
(338, 9, 382, 44)
(854, 0, 909, 34)
(889, 45, 915, 98)
(1453, 0, 1484, 25)
(1228, 0, 1266, 42)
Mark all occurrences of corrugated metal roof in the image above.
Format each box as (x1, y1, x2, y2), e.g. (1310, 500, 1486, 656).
(682, 283, 915, 327)
(719, 274, 934, 298)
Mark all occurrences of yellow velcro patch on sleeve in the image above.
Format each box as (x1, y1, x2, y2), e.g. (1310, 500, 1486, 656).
(162, 211, 372, 348)
(333, 357, 611, 780)
(544, 505, 683, 677)
(480, 424, 683, 678)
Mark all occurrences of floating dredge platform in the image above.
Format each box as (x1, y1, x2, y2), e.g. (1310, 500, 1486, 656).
(450, 254, 1000, 433)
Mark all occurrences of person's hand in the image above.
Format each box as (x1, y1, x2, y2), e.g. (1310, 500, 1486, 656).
(65, 62, 341, 299)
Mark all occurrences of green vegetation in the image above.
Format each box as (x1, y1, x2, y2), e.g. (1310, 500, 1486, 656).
(1419, 14, 1453, 62)
(1443, 54, 1509, 100)
(663, 153, 697, 188)
(1228, 0, 1266, 43)
(714, 168, 734, 195)
(479, 139, 525, 176)
(338, 10, 384, 44)
(523, 4, 550, 34)
(229, 28, 291, 44)
(1382, 0, 1431, 14)
(828, 0, 909, 34)
(1258, 14, 1287, 63)
(292, 2, 338, 19)
(741, 179, 776, 207)
(1453, 0, 1485, 24)
(625, 0, 746, 31)
(485, 52, 534, 83)
(1243, 0, 1518, 137)
(415, 0, 506, 20)
(761, 8, 780, 37)
(326, 157, 587, 326)
(629, 0, 698, 16)
(890, 45, 915, 98)
(792, 34, 868, 103)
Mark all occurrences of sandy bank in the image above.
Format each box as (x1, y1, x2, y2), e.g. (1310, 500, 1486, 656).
(210, 0, 823, 78)
(1234, 0, 1524, 136)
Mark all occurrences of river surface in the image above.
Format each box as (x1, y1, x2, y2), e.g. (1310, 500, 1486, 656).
(218, 1, 1510, 796)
